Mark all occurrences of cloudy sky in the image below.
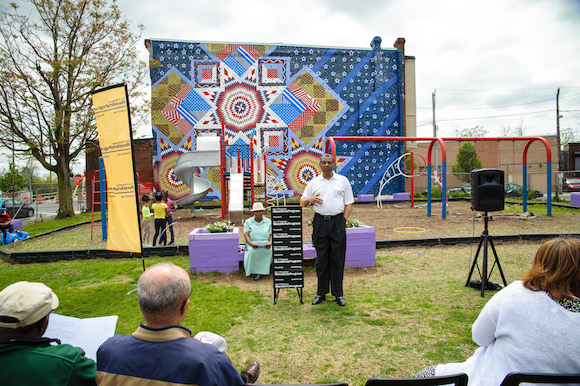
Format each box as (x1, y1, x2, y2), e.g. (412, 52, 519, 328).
(1, 0, 580, 174)
(118, 0, 580, 140)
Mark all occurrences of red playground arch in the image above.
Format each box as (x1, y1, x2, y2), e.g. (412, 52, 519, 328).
(325, 136, 553, 219)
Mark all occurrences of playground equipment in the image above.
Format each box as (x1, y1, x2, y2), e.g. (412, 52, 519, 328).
(266, 169, 287, 206)
(173, 136, 218, 207)
(325, 135, 554, 219)
(377, 152, 427, 208)
(326, 136, 449, 219)
(172, 127, 270, 221)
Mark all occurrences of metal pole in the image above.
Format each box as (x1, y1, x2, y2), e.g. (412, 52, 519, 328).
(432, 90, 438, 175)
(556, 88, 561, 172)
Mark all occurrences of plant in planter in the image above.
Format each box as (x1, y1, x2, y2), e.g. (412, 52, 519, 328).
(203, 220, 234, 233)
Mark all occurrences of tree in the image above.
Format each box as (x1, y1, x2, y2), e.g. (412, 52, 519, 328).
(451, 142, 483, 183)
(0, 163, 27, 197)
(0, 0, 147, 218)
(451, 125, 488, 138)
(500, 119, 525, 137)
(561, 126, 579, 149)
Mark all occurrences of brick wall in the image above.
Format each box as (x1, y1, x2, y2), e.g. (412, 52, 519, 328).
(85, 139, 154, 209)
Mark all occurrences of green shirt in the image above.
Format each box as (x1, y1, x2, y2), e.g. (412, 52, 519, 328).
(142, 205, 152, 221)
(0, 338, 96, 385)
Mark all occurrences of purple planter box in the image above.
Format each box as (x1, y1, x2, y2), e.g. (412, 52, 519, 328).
(345, 225, 376, 268)
(357, 194, 375, 202)
(189, 225, 376, 273)
(392, 192, 410, 201)
(571, 192, 580, 207)
(304, 225, 376, 268)
(188, 227, 244, 273)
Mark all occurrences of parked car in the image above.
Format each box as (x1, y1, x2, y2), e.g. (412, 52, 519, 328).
(563, 177, 580, 192)
(504, 183, 543, 199)
(0, 198, 35, 218)
(448, 184, 471, 194)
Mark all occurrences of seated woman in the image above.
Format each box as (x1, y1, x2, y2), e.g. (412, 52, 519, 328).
(417, 237, 580, 386)
(243, 202, 272, 281)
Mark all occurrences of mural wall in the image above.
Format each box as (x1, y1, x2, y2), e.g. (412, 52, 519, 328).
(147, 36, 405, 201)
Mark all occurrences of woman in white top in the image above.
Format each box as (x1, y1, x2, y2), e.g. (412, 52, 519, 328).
(417, 237, 580, 386)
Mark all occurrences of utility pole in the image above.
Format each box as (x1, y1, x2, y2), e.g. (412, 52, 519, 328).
(556, 88, 561, 171)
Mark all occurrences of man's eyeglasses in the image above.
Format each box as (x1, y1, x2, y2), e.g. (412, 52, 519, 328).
(180, 288, 193, 313)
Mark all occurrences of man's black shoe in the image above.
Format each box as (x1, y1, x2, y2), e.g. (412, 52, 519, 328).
(336, 296, 346, 306)
(311, 295, 325, 305)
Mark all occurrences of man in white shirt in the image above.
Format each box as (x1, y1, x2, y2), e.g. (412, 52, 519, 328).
(300, 154, 354, 306)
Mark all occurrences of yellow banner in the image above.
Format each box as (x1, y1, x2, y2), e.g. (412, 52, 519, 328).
(92, 84, 141, 253)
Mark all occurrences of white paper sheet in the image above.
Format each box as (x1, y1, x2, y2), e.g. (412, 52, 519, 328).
(43, 313, 118, 361)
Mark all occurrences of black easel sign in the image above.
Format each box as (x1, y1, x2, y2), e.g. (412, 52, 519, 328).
(271, 206, 303, 304)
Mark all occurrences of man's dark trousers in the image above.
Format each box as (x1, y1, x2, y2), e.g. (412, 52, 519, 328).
(312, 213, 346, 298)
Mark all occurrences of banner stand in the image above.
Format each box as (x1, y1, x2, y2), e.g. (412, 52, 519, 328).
(92, 84, 143, 266)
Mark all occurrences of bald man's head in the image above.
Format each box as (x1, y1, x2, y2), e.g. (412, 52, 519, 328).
(137, 263, 191, 322)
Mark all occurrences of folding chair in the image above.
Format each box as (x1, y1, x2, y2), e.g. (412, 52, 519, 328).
(499, 372, 580, 386)
(365, 373, 468, 386)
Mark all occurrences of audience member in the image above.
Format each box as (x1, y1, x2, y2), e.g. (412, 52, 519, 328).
(417, 237, 580, 386)
(0, 281, 96, 385)
(96, 262, 260, 385)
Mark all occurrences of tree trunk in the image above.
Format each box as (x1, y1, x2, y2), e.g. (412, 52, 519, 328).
(56, 164, 75, 219)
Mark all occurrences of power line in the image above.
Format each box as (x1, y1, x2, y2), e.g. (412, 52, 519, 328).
(417, 92, 580, 111)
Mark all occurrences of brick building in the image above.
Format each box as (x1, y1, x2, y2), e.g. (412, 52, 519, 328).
(85, 139, 154, 209)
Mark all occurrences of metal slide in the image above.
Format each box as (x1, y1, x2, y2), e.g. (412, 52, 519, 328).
(173, 151, 217, 207)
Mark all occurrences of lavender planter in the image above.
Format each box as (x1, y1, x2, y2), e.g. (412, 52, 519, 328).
(189, 225, 376, 273)
(303, 225, 376, 268)
(188, 227, 244, 273)
(571, 192, 580, 207)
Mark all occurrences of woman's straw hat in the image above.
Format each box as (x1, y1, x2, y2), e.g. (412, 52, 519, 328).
(251, 202, 265, 212)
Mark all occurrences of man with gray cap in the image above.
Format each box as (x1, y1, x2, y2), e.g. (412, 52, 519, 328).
(0, 281, 97, 385)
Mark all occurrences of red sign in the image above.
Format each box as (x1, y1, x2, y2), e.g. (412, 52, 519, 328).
(74, 174, 83, 186)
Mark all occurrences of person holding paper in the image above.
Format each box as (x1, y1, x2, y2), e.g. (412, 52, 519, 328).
(0, 281, 96, 385)
(96, 262, 260, 385)
(243, 202, 273, 281)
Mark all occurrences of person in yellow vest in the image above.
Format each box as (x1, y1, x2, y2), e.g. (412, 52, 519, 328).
(151, 193, 168, 246)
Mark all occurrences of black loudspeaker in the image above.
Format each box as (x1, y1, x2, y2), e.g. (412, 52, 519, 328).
(471, 169, 505, 212)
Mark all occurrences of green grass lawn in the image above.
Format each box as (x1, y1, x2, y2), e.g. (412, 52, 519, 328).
(0, 215, 544, 384)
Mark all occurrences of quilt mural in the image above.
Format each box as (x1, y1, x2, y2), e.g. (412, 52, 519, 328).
(147, 36, 405, 201)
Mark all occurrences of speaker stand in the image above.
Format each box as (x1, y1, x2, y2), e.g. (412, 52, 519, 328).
(465, 211, 507, 297)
